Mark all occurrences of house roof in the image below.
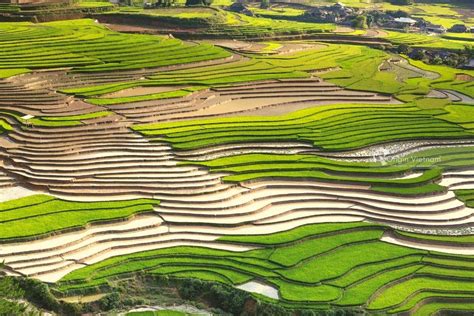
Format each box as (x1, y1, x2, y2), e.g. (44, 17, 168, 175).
(394, 17, 417, 24)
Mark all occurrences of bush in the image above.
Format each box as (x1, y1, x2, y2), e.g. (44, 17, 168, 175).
(353, 16, 368, 29)
(98, 292, 120, 311)
(178, 279, 205, 300)
(390, 0, 412, 5)
(155, 0, 175, 6)
(397, 43, 411, 55)
(410, 49, 426, 60)
(209, 284, 248, 315)
(260, 0, 269, 9)
(0, 277, 27, 316)
(17, 278, 59, 312)
(185, 0, 212, 6)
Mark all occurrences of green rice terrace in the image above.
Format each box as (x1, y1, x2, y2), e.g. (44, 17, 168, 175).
(0, 0, 473, 315)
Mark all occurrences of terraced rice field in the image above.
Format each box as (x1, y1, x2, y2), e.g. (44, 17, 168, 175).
(384, 31, 473, 51)
(0, 18, 473, 315)
(102, 7, 335, 40)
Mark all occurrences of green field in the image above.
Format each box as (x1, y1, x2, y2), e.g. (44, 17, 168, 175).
(0, 195, 159, 240)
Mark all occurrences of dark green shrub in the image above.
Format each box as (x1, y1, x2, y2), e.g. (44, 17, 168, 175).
(98, 292, 120, 311)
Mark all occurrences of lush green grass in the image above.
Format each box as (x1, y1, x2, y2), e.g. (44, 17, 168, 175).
(220, 222, 377, 245)
(411, 300, 474, 316)
(250, 7, 305, 18)
(0, 68, 29, 78)
(367, 276, 474, 310)
(388, 291, 474, 314)
(443, 32, 474, 41)
(39, 111, 112, 121)
(56, 222, 474, 312)
(85, 89, 194, 106)
(0, 195, 159, 240)
(0, 119, 13, 132)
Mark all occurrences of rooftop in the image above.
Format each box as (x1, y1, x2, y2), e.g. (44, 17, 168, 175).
(394, 17, 417, 24)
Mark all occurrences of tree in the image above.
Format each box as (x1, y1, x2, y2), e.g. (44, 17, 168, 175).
(432, 55, 443, 65)
(390, 0, 412, 5)
(397, 43, 411, 55)
(366, 14, 374, 28)
(410, 49, 426, 61)
(444, 54, 460, 67)
(353, 16, 368, 29)
(0, 273, 27, 316)
(185, 0, 212, 5)
(155, 0, 175, 6)
(260, 0, 269, 9)
(464, 45, 474, 58)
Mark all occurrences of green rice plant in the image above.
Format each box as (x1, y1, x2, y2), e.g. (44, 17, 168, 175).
(278, 241, 418, 283)
(395, 231, 474, 245)
(0, 20, 231, 72)
(86, 89, 193, 105)
(0, 195, 159, 240)
(413, 301, 474, 316)
(455, 189, 474, 207)
(220, 222, 377, 245)
(390, 293, 474, 314)
(367, 276, 474, 310)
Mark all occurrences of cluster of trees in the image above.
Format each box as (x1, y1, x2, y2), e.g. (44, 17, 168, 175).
(0, 262, 27, 315)
(0, 278, 27, 315)
(185, 0, 212, 6)
(178, 278, 249, 315)
(353, 16, 368, 29)
(260, 0, 270, 9)
(153, 0, 175, 7)
(397, 44, 473, 68)
(1, 262, 81, 316)
(389, 0, 413, 5)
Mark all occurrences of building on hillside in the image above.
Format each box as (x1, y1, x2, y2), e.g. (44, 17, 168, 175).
(304, 2, 355, 24)
(425, 23, 447, 34)
(449, 24, 470, 33)
(393, 17, 417, 27)
(464, 59, 474, 70)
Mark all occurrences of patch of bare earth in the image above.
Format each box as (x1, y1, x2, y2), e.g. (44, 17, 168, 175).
(456, 73, 473, 82)
(334, 26, 357, 33)
(103, 86, 188, 98)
